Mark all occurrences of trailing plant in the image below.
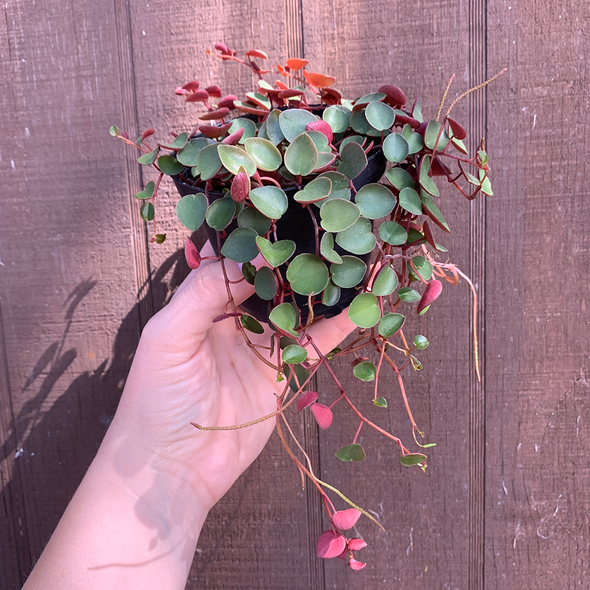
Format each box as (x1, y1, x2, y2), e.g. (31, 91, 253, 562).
(111, 43, 504, 570)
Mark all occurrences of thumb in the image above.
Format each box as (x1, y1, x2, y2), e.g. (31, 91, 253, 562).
(149, 257, 256, 345)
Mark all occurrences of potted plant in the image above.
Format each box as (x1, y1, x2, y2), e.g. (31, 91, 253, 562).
(111, 43, 504, 569)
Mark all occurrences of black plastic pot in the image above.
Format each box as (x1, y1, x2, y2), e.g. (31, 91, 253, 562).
(173, 148, 386, 324)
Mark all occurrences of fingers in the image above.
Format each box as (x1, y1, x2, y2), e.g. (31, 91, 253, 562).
(305, 309, 356, 355)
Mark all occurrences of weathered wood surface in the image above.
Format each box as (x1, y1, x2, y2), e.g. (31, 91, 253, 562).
(1, 0, 589, 589)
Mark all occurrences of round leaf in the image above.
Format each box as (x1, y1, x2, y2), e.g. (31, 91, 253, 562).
(176, 193, 207, 231)
(269, 302, 299, 337)
(196, 144, 222, 180)
(320, 232, 343, 264)
(158, 155, 185, 176)
(355, 183, 396, 219)
(335, 218, 376, 255)
(244, 137, 282, 171)
(374, 397, 388, 408)
(294, 177, 332, 203)
(266, 109, 285, 145)
(249, 185, 288, 219)
(140, 201, 154, 221)
(399, 187, 423, 215)
(279, 108, 318, 142)
(348, 292, 380, 328)
(353, 361, 377, 381)
(410, 256, 433, 281)
(177, 137, 209, 166)
(284, 132, 318, 176)
(400, 453, 427, 466)
(385, 166, 415, 190)
(282, 344, 308, 365)
(398, 287, 421, 302)
(379, 221, 407, 246)
(372, 265, 398, 296)
(220, 227, 258, 263)
(311, 403, 333, 430)
(241, 314, 264, 334)
(414, 335, 429, 349)
(378, 313, 405, 338)
(316, 530, 346, 559)
(286, 254, 330, 296)
(383, 132, 409, 163)
(227, 117, 257, 143)
(320, 198, 360, 232)
(297, 391, 319, 412)
(419, 155, 440, 197)
(333, 508, 362, 530)
(323, 105, 351, 133)
(316, 171, 351, 204)
(337, 140, 368, 180)
(255, 236, 296, 267)
(330, 256, 367, 288)
(206, 196, 236, 230)
(365, 100, 395, 131)
(254, 266, 277, 300)
(238, 206, 272, 235)
(217, 145, 257, 176)
(322, 280, 341, 307)
(424, 119, 449, 151)
(335, 443, 366, 462)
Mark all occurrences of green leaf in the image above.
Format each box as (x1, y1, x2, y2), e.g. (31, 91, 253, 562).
(378, 313, 405, 338)
(306, 130, 331, 153)
(350, 109, 375, 135)
(420, 191, 450, 232)
(158, 155, 185, 176)
(255, 236, 296, 267)
(385, 167, 415, 190)
(137, 148, 159, 165)
(400, 453, 427, 466)
(237, 206, 272, 236)
(379, 221, 407, 246)
(398, 287, 421, 302)
(335, 218, 376, 255)
(399, 187, 423, 215)
(348, 293, 380, 328)
(424, 119, 449, 151)
(109, 125, 119, 136)
(383, 133, 409, 163)
(412, 98, 423, 122)
(244, 137, 283, 171)
(355, 92, 387, 108)
(374, 397, 388, 408)
(269, 302, 299, 337)
(365, 101, 395, 131)
(196, 144, 222, 180)
(254, 266, 277, 300)
(220, 227, 259, 263)
(407, 132, 424, 154)
(176, 193, 207, 231)
(322, 280, 341, 306)
(279, 109, 318, 142)
(320, 232, 343, 264)
(355, 183, 396, 219)
(159, 132, 188, 150)
(330, 255, 367, 288)
(337, 141, 368, 180)
(282, 344, 308, 364)
(266, 109, 285, 145)
(316, 171, 351, 203)
(286, 254, 330, 296)
(419, 155, 440, 197)
(177, 137, 210, 166)
(320, 199, 360, 232)
(410, 256, 433, 281)
(135, 181, 155, 200)
(218, 145, 257, 176)
(372, 265, 398, 296)
(323, 105, 352, 133)
(284, 363, 310, 392)
(140, 201, 154, 221)
(294, 177, 332, 203)
(228, 118, 257, 143)
(353, 361, 377, 381)
(249, 186, 288, 220)
(241, 314, 264, 334)
(413, 335, 429, 349)
(284, 132, 318, 176)
(206, 197, 236, 231)
(336, 443, 366, 462)
(241, 261, 257, 284)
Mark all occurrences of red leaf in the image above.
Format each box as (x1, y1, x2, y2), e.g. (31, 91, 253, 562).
(182, 80, 200, 92)
(320, 87, 343, 105)
(417, 279, 443, 314)
(231, 172, 250, 203)
(205, 85, 222, 98)
(175, 86, 187, 95)
(198, 123, 232, 139)
(218, 94, 238, 110)
(141, 128, 155, 141)
(378, 84, 406, 107)
(184, 238, 201, 269)
(393, 112, 420, 129)
(246, 49, 268, 59)
(277, 88, 305, 99)
(305, 120, 333, 144)
(430, 156, 451, 177)
(347, 538, 368, 551)
(222, 127, 245, 145)
(212, 312, 242, 323)
(333, 509, 361, 531)
(286, 57, 309, 70)
(316, 530, 346, 558)
(349, 558, 366, 570)
(198, 107, 230, 121)
(311, 403, 333, 429)
(303, 70, 336, 89)
(296, 391, 319, 412)
(337, 548, 348, 560)
(277, 64, 290, 77)
(422, 219, 438, 250)
(214, 42, 231, 54)
(447, 117, 467, 140)
(185, 90, 210, 103)
(275, 80, 289, 90)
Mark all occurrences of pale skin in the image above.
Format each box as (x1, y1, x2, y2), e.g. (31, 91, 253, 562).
(23, 243, 355, 590)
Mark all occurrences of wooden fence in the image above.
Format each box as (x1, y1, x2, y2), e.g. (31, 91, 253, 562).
(1, 0, 589, 587)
